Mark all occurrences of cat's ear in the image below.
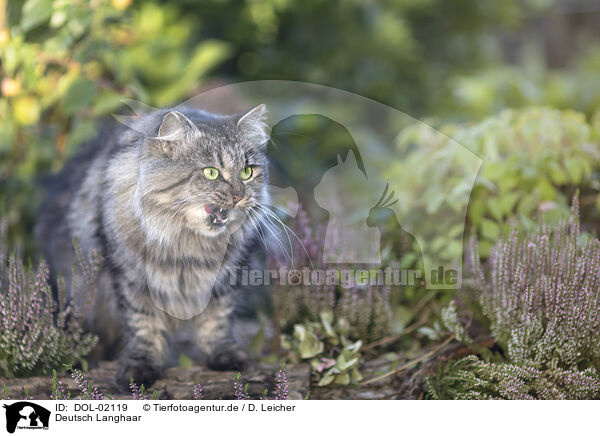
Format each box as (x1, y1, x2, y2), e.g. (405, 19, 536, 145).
(237, 104, 269, 146)
(157, 111, 199, 158)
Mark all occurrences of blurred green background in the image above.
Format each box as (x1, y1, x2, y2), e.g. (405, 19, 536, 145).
(2, 0, 600, 257)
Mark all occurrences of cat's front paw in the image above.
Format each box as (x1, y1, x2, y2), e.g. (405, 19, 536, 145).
(206, 342, 250, 371)
(116, 357, 163, 391)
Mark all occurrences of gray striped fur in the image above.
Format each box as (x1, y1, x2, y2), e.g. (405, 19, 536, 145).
(35, 105, 270, 389)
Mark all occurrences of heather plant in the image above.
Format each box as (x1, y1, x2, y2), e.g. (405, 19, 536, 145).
(192, 383, 203, 400)
(1, 384, 9, 400)
(50, 369, 71, 400)
(273, 363, 288, 400)
(16, 368, 297, 400)
(430, 197, 600, 399)
(427, 356, 600, 400)
(129, 378, 147, 400)
(67, 365, 104, 400)
(233, 373, 249, 400)
(0, 225, 101, 378)
(464, 197, 600, 370)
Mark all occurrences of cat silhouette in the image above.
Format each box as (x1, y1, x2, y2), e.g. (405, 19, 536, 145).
(314, 151, 382, 264)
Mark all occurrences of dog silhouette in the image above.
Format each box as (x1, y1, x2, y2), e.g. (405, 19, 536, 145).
(3, 402, 50, 434)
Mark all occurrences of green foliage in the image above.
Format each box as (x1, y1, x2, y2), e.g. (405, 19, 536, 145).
(281, 312, 363, 386)
(426, 356, 600, 400)
(0, 0, 229, 252)
(450, 45, 600, 119)
(387, 107, 600, 265)
(177, 0, 554, 115)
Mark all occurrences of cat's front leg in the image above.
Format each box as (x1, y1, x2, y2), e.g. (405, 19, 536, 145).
(115, 308, 170, 390)
(196, 295, 250, 371)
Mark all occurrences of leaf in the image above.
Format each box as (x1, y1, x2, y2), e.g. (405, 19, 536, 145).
(418, 326, 440, 341)
(333, 373, 351, 385)
(21, 0, 53, 32)
(249, 326, 265, 356)
(311, 358, 335, 373)
(92, 92, 124, 116)
(565, 158, 583, 184)
(393, 305, 413, 332)
(547, 161, 568, 185)
(350, 367, 364, 383)
(151, 40, 231, 106)
(178, 353, 193, 368)
(487, 197, 503, 221)
(481, 219, 500, 241)
(319, 312, 336, 339)
(294, 325, 324, 359)
(344, 340, 362, 354)
(317, 373, 335, 386)
(337, 356, 359, 372)
(500, 192, 520, 214)
(293, 324, 307, 342)
(13, 96, 40, 125)
(62, 78, 97, 115)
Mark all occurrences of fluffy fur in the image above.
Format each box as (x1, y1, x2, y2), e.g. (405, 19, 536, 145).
(36, 104, 270, 388)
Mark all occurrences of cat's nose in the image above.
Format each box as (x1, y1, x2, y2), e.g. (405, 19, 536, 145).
(231, 193, 243, 205)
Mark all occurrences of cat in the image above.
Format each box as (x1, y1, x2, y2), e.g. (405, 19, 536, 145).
(35, 104, 271, 389)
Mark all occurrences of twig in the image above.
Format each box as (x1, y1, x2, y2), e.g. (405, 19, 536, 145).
(361, 335, 455, 386)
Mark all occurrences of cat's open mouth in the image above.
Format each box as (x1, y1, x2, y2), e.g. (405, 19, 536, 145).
(204, 204, 229, 226)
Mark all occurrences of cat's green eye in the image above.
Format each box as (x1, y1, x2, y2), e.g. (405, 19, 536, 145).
(240, 166, 253, 181)
(203, 167, 219, 180)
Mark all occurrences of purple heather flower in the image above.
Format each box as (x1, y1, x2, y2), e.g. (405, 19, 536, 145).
(233, 373, 248, 400)
(0, 230, 100, 378)
(193, 383, 203, 400)
(274, 364, 289, 400)
(129, 379, 147, 400)
(70, 368, 104, 400)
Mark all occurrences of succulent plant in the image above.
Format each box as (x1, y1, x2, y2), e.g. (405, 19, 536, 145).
(282, 312, 363, 386)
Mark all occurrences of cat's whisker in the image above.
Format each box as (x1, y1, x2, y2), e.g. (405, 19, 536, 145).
(254, 203, 314, 269)
(257, 219, 293, 266)
(249, 207, 293, 266)
(247, 208, 275, 257)
(255, 206, 295, 267)
(251, 205, 294, 266)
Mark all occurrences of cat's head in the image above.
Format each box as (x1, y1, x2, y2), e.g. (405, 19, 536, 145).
(139, 104, 269, 238)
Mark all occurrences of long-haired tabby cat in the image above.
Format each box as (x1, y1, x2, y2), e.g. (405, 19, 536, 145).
(36, 104, 270, 388)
